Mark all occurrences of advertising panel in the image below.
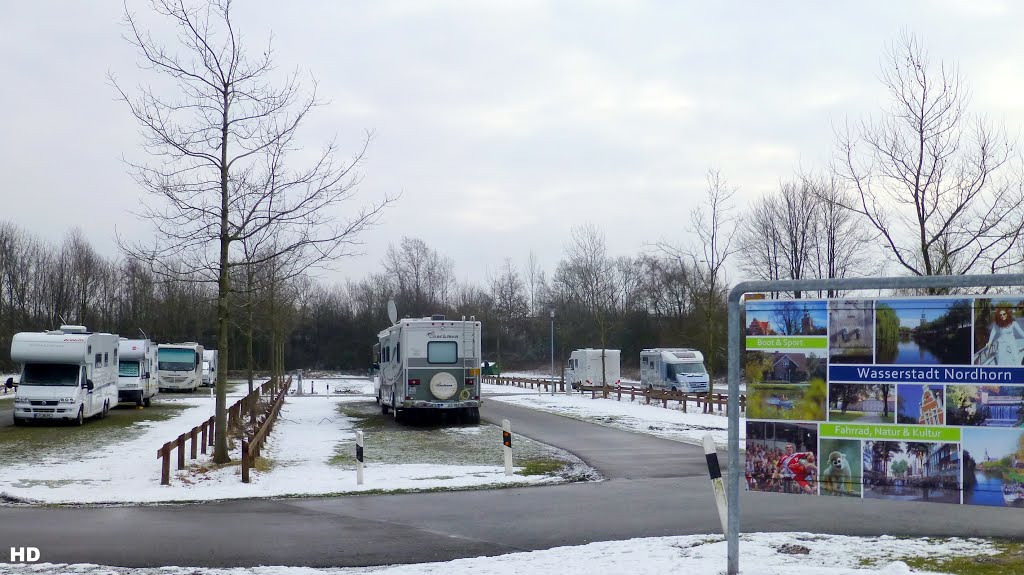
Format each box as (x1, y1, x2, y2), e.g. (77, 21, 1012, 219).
(745, 296, 1024, 507)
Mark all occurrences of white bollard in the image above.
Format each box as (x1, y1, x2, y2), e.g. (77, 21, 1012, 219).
(703, 434, 728, 535)
(502, 419, 513, 476)
(356, 431, 365, 485)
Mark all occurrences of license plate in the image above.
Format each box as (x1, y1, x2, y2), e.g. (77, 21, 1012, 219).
(34, 413, 53, 419)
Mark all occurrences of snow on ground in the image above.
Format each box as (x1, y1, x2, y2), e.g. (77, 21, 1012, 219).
(0, 533, 997, 574)
(484, 382, 741, 449)
(0, 379, 556, 505)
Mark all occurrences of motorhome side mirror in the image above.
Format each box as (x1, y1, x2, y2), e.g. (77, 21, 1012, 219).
(4, 378, 13, 390)
(86, 379, 94, 391)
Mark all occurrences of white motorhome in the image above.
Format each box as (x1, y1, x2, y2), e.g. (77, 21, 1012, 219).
(118, 338, 158, 407)
(566, 348, 621, 389)
(640, 348, 710, 393)
(201, 349, 218, 387)
(376, 315, 482, 424)
(157, 342, 204, 392)
(10, 325, 119, 426)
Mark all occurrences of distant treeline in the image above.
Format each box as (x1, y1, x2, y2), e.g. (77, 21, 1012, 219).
(0, 224, 725, 376)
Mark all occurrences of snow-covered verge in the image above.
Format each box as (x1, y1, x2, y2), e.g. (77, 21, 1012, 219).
(0, 533, 999, 575)
(483, 383, 741, 449)
(0, 378, 566, 505)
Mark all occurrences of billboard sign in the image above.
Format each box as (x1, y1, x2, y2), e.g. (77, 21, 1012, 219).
(744, 296, 1024, 507)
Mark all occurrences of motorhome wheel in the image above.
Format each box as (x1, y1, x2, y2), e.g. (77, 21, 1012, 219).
(12, 417, 24, 427)
(102, 400, 110, 419)
(143, 397, 151, 408)
(74, 407, 84, 426)
(391, 390, 403, 423)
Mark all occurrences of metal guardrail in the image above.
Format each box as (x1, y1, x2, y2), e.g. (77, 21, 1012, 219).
(157, 377, 284, 486)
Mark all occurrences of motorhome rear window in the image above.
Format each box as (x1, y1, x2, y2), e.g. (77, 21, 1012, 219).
(427, 341, 458, 364)
(119, 361, 140, 377)
(22, 363, 79, 386)
(159, 348, 197, 371)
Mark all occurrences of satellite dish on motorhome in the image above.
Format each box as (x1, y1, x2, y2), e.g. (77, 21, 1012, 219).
(387, 300, 398, 324)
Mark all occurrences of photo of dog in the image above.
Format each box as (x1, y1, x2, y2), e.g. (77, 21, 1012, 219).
(819, 439, 862, 497)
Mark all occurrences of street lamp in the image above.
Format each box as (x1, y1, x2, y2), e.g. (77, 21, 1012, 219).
(550, 309, 555, 395)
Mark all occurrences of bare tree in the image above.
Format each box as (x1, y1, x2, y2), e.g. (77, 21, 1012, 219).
(383, 237, 455, 316)
(525, 250, 541, 317)
(553, 224, 618, 388)
(489, 258, 529, 369)
(806, 172, 877, 296)
(659, 169, 737, 412)
(737, 172, 876, 298)
(835, 34, 1024, 286)
(112, 0, 392, 462)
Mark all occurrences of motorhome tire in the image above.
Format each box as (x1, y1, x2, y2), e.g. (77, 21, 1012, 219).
(469, 407, 480, 424)
(101, 400, 110, 419)
(143, 397, 152, 407)
(74, 407, 84, 426)
(391, 393, 405, 422)
(12, 417, 24, 427)
(136, 396, 144, 407)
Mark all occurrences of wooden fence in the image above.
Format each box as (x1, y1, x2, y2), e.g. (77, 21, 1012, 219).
(481, 375, 746, 414)
(157, 377, 287, 486)
(241, 378, 292, 483)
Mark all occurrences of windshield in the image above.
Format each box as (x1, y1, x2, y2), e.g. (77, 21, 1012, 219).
(159, 348, 196, 372)
(669, 362, 706, 377)
(22, 363, 80, 386)
(119, 361, 140, 377)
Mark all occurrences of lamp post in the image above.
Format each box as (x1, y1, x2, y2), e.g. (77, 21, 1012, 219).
(550, 309, 555, 395)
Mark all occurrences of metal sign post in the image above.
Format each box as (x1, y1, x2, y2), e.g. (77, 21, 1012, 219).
(726, 273, 1024, 575)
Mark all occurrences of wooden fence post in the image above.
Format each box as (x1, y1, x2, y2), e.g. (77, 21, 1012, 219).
(208, 416, 215, 446)
(241, 441, 250, 483)
(190, 428, 198, 459)
(176, 434, 186, 470)
(159, 446, 170, 486)
(201, 422, 208, 455)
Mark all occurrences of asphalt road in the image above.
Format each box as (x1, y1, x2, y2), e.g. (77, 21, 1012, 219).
(0, 400, 1022, 568)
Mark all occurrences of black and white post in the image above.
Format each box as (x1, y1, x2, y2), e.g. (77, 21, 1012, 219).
(502, 419, 513, 476)
(356, 430, 364, 485)
(703, 434, 728, 535)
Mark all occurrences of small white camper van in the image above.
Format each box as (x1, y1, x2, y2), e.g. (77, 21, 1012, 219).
(640, 348, 710, 393)
(201, 349, 218, 387)
(118, 338, 158, 407)
(376, 314, 482, 423)
(10, 325, 119, 426)
(157, 342, 204, 391)
(566, 348, 621, 389)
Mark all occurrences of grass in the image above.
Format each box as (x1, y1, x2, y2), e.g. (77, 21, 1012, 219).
(517, 458, 566, 476)
(0, 402, 188, 467)
(330, 401, 580, 478)
(827, 407, 868, 421)
(903, 540, 1024, 575)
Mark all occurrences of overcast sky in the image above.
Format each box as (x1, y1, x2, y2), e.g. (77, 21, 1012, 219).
(3, 1, 1022, 287)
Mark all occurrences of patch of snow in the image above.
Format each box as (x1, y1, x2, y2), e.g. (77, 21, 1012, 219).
(0, 532, 996, 574)
(0, 382, 555, 504)
(483, 383, 742, 449)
